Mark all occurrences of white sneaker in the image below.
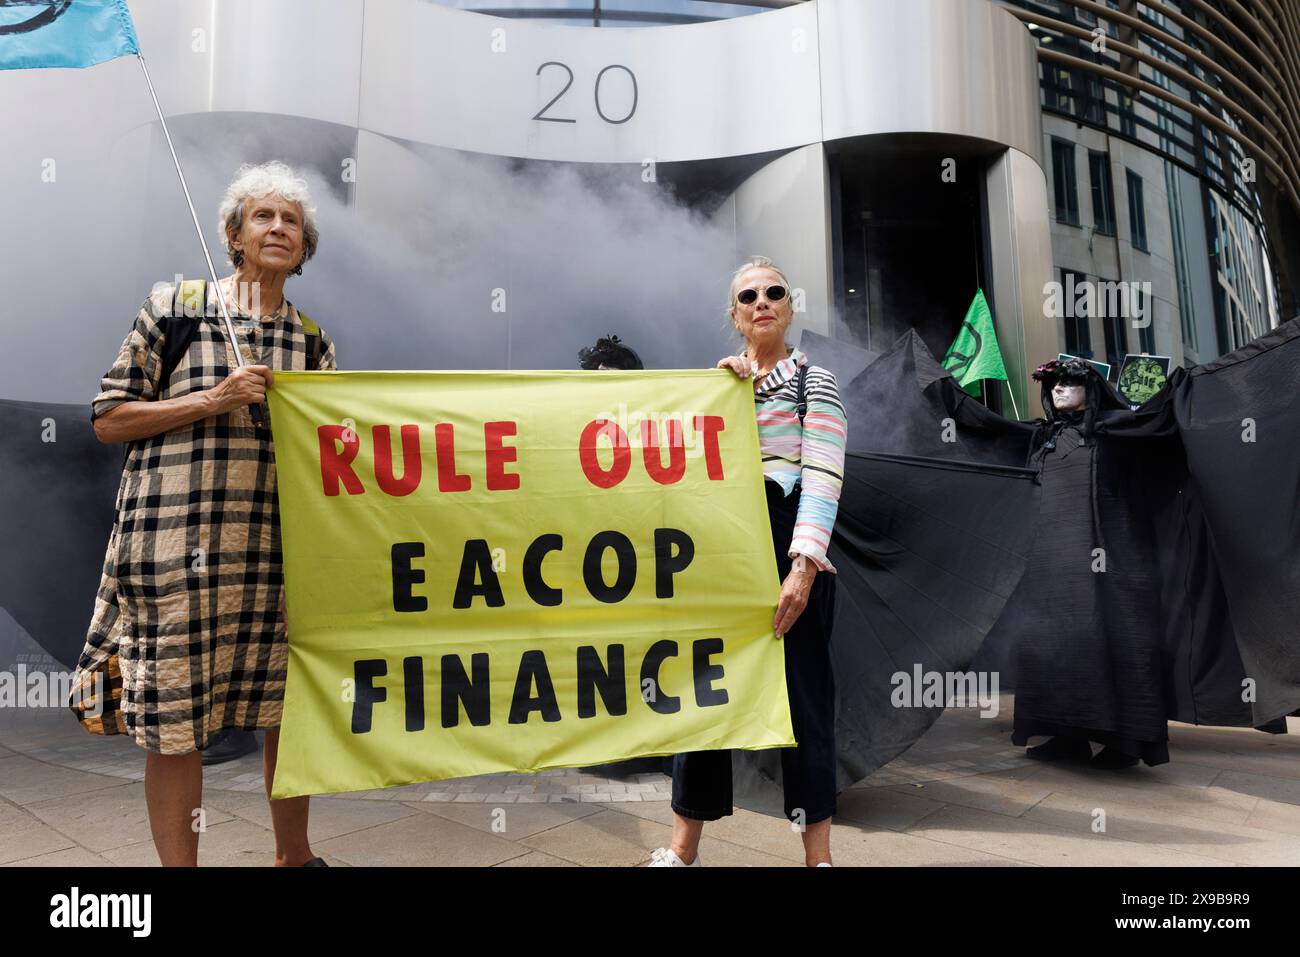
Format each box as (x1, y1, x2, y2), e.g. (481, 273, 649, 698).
(648, 847, 700, 867)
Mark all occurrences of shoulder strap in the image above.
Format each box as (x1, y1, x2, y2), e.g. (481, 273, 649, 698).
(158, 279, 209, 394)
(795, 363, 809, 424)
(297, 309, 324, 370)
(172, 279, 209, 318)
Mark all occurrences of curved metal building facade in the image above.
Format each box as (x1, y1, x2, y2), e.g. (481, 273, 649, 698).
(3, 0, 1295, 410)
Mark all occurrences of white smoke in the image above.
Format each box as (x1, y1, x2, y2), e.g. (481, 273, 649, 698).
(0, 65, 740, 404)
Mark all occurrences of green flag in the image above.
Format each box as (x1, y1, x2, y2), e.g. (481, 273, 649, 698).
(942, 289, 1008, 397)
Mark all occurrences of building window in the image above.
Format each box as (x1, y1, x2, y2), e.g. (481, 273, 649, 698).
(1119, 92, 1137, 139)
(1136, 286, 1155, 353)
(1085, 75, 1106, 125)
(1100, 281, 1127, 371)
(1164, 161, 1198, 356)
(1061, 269, 1092, 357)
(1127, 169, 1148, 252)
(1053, 139, 1080, 226)
(1045, 65, 1077, 115)
(1090, 151, 1116, 235)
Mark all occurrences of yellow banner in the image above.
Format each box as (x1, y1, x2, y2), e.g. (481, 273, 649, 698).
(267, 371, 793, 798)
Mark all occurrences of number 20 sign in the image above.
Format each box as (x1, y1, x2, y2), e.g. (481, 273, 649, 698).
(534, 62, 638, 125)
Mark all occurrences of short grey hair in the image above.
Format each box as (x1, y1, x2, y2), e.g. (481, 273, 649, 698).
(726, 255, 792, 314)
(218, 161, 319, 270)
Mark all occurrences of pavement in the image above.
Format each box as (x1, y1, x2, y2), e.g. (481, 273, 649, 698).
(3, 661, 1299, 866)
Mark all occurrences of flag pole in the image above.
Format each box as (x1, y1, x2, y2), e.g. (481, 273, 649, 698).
(135, 53, 264, 423)
(1006, 381, 1022, 421)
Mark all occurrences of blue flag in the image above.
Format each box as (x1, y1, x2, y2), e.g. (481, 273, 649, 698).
(0, 0, 138, 70)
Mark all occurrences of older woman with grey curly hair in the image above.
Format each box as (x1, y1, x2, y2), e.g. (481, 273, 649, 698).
(69, 161, 336, 867)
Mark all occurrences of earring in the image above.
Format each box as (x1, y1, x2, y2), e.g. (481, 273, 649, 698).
(232, 249, 244, 267)
(291, 259, 304, 277)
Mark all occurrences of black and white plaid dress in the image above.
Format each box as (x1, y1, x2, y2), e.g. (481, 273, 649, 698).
(70, 279, 336, 754)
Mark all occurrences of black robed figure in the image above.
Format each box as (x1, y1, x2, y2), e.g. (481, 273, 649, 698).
(1011, 358, 1177, 768)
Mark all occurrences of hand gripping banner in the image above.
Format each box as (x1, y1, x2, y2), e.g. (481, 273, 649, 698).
(268, 370, 794, 798)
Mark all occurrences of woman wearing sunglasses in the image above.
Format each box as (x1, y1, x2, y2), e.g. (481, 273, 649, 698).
(650, 256, 848, 867)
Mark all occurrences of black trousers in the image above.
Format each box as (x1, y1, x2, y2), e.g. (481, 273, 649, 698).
(671, 481, 838, 825)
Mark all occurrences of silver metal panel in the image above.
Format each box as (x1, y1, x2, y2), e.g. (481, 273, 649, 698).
(207, 0, 365, 127)
(121, 0, 366, 128)
(819, 0, 1044, 165)
(357, 1, 822, 163)
(729, 144, 834, 338)
(124, 0, 218, 120)
(985, 147, 1056, 418)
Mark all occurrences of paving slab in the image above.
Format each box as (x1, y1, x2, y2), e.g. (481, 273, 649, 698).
(1015, 762, 1261, 827)
(218, 793, 421, 843)
(607, 800, 807, 862)
(829, 822, 1030, 867)
(23, 782, 235, 853)
(493, 850, 579, 867)
(833, 787, 947, 832)
(1022, 791, 1300, 866)
(907, 804, 1237, 867)
(98, 817, 277, 867)
(694, 836, 801, 867)
(410, 797, 602, 839)
(0, 755, 131, 806)
(2, 845, 114, 866)
(1210, 768, 1300, 806)
(884, 766, 1056, 818)
(519, 809, 672, 866)
(1243, 798, 1300, 837)
(315, 810, 524, 867)
(0, 802, 76, 864)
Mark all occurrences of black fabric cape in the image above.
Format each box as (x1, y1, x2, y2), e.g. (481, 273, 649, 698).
(740, 320, 1300, 807)
(0, 399, 118, 667)
(892, 319, 1300, 735)
(734, 332, 1042, 811)
(1094, 318, 1300, 725)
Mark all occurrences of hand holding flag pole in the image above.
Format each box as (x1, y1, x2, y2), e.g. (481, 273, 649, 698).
(1, 0, 265, 426)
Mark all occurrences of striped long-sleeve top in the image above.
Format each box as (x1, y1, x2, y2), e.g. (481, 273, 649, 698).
(753, 347, 848, 572)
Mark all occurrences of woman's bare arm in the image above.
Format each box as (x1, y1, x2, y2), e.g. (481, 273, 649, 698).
(93, 365, 273, 444)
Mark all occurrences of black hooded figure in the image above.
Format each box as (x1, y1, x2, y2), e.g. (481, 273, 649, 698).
(1009, 358, 1176, 768)
(577, 334, 644, 371)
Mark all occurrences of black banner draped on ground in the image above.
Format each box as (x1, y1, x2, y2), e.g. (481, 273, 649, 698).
(1095, 318, 1300, 725)
(734, 333, 1042, 810)
(0, 400, 118, 668)
(738, 322, 1300, 810)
